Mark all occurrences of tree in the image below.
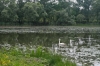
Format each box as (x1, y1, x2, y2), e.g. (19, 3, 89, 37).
(23, 2, 45, 25)
(0, 0, 10, 21)
(0, 0, 99, 26)
(56, 9, 76, 25)
(1, 0, 18, 25)
(17, 0, 25, 25)
(76, 14, 85, 24)
(92, 0, 100, 24)
(1, 8, 9, 22)
(8, 0, 18, 23)
(49, 9, 58, 25)
(39, 0, 51, 25)
(76, 0, 93, 23)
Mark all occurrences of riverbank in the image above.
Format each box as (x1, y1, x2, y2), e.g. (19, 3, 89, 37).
(0, 45, 76, 66)
(0, 26, 100, 33)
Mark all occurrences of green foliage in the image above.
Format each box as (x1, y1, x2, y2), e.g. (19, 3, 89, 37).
(0, 46, 76, 66)
(0, 0, 99, 26)
(48, 54, 62, 66)
(76, 14, 85, 23)
(23, 2, 39, 21)
(9, 48, 22, 56)
(65, 60, 76, 66)
(34, 46, 43, 57)
(30, 46, 76, 66)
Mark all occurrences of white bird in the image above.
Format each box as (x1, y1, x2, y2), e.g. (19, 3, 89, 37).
(88, 35, 93, 46)
(93, 61, 100, 66)
(69, 39, 74, 47)
(2, 44, 11, 50)
(78, 38, 85, 45)
(58, 38, 66, 48)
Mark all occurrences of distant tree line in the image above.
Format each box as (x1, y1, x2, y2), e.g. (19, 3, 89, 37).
(0, 0, 100, 26)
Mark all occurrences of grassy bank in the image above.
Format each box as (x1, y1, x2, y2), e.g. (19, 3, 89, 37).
(0, 46, 76, 66)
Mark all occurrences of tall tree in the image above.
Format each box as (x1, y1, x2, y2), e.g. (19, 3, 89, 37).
(76, 14, 85, 24)
(23, 2, 44, 25)
(92, 0, 100, 23)
(8, 0, 18, 22)
(0, 0, 18, 25)
(76, 0, 93, 23)
(0, 0, 10, 20)
(17, 0, 25, 25)
(39, 0, 50, 25)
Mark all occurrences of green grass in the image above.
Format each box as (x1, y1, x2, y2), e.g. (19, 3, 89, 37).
(0, 46, 76, 66)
